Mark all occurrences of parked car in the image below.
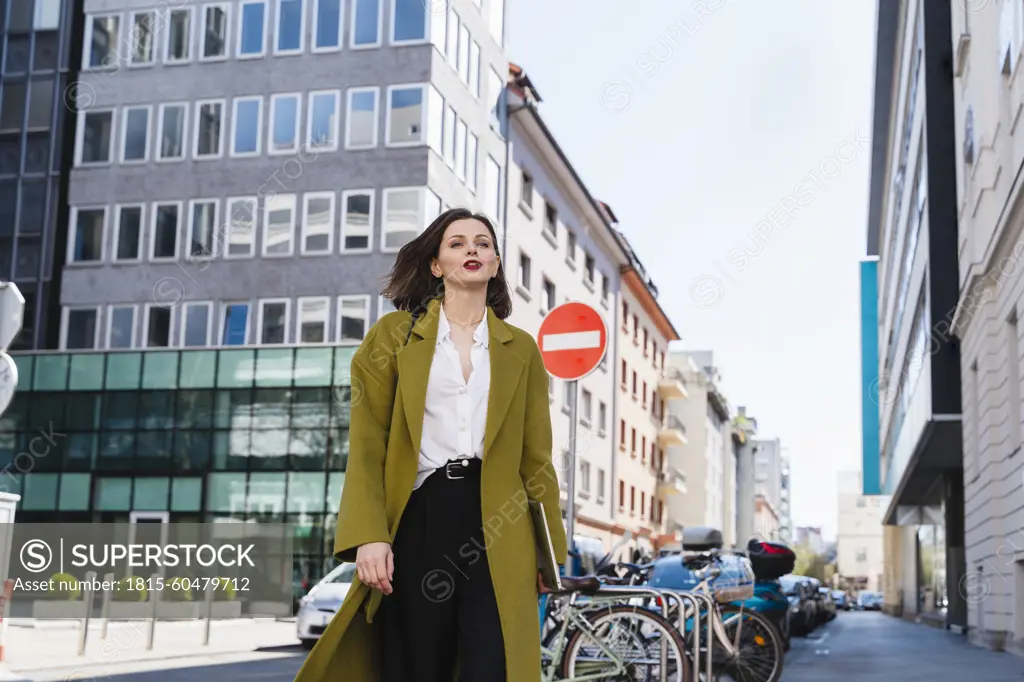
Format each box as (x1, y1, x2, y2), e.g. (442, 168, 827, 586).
(857, 590, 883, 611)
(818, 587, 837, 622)
(296, 562, 356, 649)
(779, 574, 817, 636)
(831, 590, 848, 610)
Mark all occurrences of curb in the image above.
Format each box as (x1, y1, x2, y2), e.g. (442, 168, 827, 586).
(3, 642, 304, 674)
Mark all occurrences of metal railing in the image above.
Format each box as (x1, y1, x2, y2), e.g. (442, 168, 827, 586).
(661, 414, 687, 436)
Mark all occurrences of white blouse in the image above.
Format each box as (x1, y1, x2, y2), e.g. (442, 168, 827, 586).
(414, 305, 491, 490)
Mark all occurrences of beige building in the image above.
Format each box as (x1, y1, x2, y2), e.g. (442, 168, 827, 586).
(753, 495, 781, 543)
(836, 471, 884, 593)
(948, 0, 1024, 654)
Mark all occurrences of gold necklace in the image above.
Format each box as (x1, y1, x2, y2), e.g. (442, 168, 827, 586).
(446, 308, 485, 329)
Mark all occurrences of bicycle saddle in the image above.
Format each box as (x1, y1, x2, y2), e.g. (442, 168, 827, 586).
(550, 575, 603, 596)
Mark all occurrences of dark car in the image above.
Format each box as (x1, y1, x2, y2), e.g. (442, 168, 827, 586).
(831, 590, 848, 610)
(818, 587, 837, 622)
(779, 575, 816, 636)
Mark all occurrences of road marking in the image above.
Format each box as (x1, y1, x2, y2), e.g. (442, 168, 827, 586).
(541, 330, 602, 352)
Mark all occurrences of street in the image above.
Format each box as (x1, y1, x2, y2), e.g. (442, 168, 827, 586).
(10, 612, 1024, 681)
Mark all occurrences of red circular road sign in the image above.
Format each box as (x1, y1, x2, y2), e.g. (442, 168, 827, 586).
(537, 302, 608, 381)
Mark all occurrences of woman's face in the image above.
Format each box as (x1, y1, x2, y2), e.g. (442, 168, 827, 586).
(431, 218, 500, 287)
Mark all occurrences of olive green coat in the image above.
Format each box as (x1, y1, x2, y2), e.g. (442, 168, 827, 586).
(293, 298, 569, 682)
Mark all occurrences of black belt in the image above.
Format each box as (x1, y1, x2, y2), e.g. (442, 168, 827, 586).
(441, 458, 481, 480)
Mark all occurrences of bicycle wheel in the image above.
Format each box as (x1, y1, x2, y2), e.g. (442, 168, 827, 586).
(560, 603, 692, 682)
(716, 605, 784, 682)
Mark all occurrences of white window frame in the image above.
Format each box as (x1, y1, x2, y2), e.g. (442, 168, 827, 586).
(456, 22, 469, 83)
(149, 201, 183, 262)
(518, 250, 530, 291)
(268, 92, 302, 156)
(200, 2, 232, 62)
(312, 0, 345, 53)
(156, 101, 189, 162)
(262, 193, 297, 257)
(231, 96, 264, 158)
(83, 12, 121, 71)
(142, 303, 175, 348)
(112, 203, 145, 263)
(466, 131, 478, 193)
(469, 39, 480, 99)
(74, 108, 116, 167)
(426, 85, 444, 155)
(180, 301, 215, 347)
(301, 191, 336, 255)
(66, 205, 107, 265)
(340, 189, 375, 253)
(256, 297, 292, 344)
(380, 186, 429, 254)
(236, 0, 268, 58)
(349, 0, 383, 49)
(454, 117, 467, 181)
(345, 87, 379, 149)
(274, 0, 307, 55)
(119, 105, 152, 164)
(445, 8, 458, 68)
(164, 5, 194, 64)
(219, 301, 252, 346)
(193, 98, 226, 160)
(306, 89, 341, 152)
(390, 0, 429, 45)
(336, 294, 371, 343)
(128, 10, 157, 67)
(225, 196, 258, 259)
(377, 295, 396, 321)
(186, 198, 220, 261)
(442, 103, 455, 167)
(106, 304, 139, 349)
(385, 83, 428, 148)
(60, 306, 102, 350)
(297, 296, 330, 344)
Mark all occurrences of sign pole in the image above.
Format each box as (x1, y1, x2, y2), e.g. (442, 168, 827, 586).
(565, 379, 578, 577)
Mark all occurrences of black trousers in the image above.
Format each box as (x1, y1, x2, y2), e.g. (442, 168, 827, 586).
(379, 458, 507, 682)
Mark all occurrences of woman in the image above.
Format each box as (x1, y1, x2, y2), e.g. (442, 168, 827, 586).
(293, 208, 568, 682)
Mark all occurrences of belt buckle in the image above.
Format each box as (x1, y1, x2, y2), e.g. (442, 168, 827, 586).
(445, 460, 469, 480)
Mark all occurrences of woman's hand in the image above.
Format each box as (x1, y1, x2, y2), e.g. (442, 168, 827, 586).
(356, 542, 394, 595)
(537, 572, 552, 595)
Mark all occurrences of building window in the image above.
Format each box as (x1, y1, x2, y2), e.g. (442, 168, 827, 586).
(563, 381, 575, 410)
(238, 0, 267, 57)
(580, 460, 591, 495)
(275, 0, 305, 54)
(642, 381, 648, 409)
(619, 419, 626, 449)
(199, 5, 230, 61)
(518, 252, 531, 291)
(488, 68, 503, 132)
(598, 402, 607, 433)
(620, 359, 626, 386)
(455, 118, 467, 181)
(269, 93, 301, 154)
(225, 197, 257, 258)
(34, 0, 61, 29)
(445, 9, 459, 68)
(581, 389, 592, 424)
(338, 295, 370, 342)
(165, 8, 193, 63)
(151, 203, 181, 261)
(442, 105, 456, 167)
(313, 0, 343, 51)
(63, 307, 99, 350)
(341, 190, 374, 251)
(470, 40, 481, 98)
(489, 0, 504, 45)
(597, 468, 606, 503)
(619, 480, 625, 509)
(264, 194, 296, 257)
(76, 110, 114, 165)
(856, 549, 867, 563)
(543, 202, 557, 239)
(520, 170, 533, 209)
(584, 252, 595, 285)
(221, 302, 251, 345)
(298, 297, 329, 343)
(632, 371, 637, 397)
(157, 103, 188, 161)
(381, 187, 427, 252)
(114, 205, 143, 262)
(484, 154, 501, 223)
(542, 277, 555, 312)
(258, 299, 290, 344)
(308, 90, 340, 151)
(346, 88, 379, 149)
(630, 486, 635, 514)
(466, 132, 478, 192)
(386, 84, 426, 146)
(129, 11, 156, 65)
(457, 23, 470, 83)
(351, 0, 382, 47)
(302, 192, 335, 254)
(378, 296, 397, 320)
(69, 207, 105, 263)
(85, 14, 120, 69)
(187, 199, 218, 259)
(194, 100, 225, 158)
(392, 0, 427, 43)
(601, 274, 610, 303)
(232, 97, 263, 156)
(144, 304, 173, 348)
(107, 305, 137, 349)
(120, 106, 151, 163)
(181, 301, 212, 347)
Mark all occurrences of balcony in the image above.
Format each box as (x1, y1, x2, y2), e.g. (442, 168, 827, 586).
(658, 415, 687, 447)
(657, 367, 688, 400)
(657, 467, 687, 495)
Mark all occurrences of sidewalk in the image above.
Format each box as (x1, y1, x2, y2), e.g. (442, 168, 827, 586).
(0, 618, 300, 678)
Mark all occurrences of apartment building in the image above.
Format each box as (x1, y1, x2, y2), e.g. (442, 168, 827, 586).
(948, 0, 1024, 654)
(863, 0, 966, 630)
(733, 407, 758, 545)
(61, 0, 508, 351)
(837, 470, 884, 593)
(665, 350, 732, 545)
(753, 496, 780, 543)
(0, 0, 79, 349)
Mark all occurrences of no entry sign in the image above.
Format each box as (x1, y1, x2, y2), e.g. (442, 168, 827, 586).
(538, 302, 608, 381)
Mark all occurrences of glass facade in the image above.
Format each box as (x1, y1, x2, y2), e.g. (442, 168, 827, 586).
(0, 0, 78, 350)
(2, 346, 357, 592)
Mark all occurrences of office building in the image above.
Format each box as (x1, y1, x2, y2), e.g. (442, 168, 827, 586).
(863, 0, 966, 630)
(836, 470, 884, 593)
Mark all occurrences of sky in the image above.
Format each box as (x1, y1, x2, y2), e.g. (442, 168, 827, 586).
(506, 0, 878, 541)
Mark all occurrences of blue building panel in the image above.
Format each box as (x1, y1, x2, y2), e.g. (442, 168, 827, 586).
(861, 259, 881, 495)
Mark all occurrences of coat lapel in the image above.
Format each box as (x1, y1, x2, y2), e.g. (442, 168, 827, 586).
(397, 299, 441, 457)
(484, 308, 525, 456)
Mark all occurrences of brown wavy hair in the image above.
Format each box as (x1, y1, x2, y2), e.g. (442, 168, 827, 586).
(381, 208, 513, 320)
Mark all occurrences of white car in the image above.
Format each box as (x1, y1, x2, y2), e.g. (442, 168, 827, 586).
(296, 563, 356, 649)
